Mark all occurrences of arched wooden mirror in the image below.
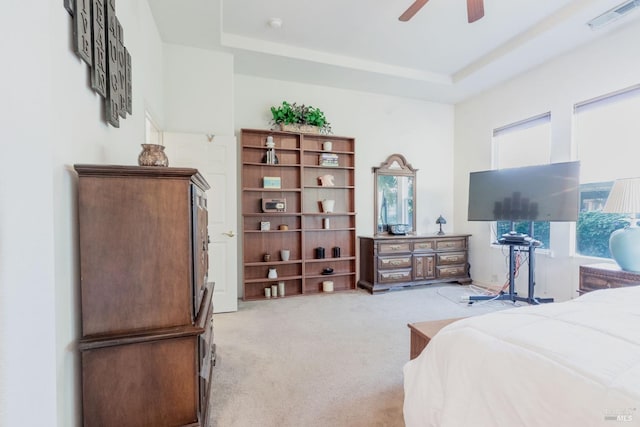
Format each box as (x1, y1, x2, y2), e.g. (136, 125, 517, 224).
(373, 154, 417, 235)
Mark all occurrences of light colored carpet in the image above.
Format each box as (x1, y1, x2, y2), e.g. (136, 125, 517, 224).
(208, 284, 518, 427)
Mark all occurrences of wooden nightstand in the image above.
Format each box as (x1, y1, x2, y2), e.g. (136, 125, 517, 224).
(579, 263, 640, 294)
(407, 317, 464, 359)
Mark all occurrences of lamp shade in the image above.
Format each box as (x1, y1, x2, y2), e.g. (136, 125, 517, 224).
(602, 177, 640, 272)
(602, 178, 640, 214)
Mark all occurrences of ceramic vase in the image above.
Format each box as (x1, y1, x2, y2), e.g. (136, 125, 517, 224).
(138, 144, 169, 167)
(321, 199, 335, 213)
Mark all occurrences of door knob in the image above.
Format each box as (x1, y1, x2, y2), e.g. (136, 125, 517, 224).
(223, 231, 235, 238)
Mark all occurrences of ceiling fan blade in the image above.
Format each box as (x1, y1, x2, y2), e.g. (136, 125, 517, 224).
(399, 0, 429, 22)
(467, 0, 484, 23)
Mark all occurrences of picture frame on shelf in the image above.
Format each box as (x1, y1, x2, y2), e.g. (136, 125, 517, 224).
(260, 221, 271, 231)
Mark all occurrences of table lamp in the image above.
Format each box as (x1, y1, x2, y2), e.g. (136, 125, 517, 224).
(602, 177, 640, 272)
(436, 215, 447, 235)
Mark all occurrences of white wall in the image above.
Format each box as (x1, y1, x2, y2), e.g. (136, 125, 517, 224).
(1, 3, 57, 425)
(2, 1, 165, 426)
(234, 75, 455, 238)
(454, 21, 640, 301)
(163, 44, 234, 135)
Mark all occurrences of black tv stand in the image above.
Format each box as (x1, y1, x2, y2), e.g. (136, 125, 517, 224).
(468, 237, 554, 305)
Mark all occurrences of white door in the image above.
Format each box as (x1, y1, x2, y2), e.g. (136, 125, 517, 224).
(163, 132, 238, 313)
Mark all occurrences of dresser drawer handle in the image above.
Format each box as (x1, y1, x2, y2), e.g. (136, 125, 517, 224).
(390, 260, 403, 266)
(389, 245, 401, 250)
(389, 273, 406, 279)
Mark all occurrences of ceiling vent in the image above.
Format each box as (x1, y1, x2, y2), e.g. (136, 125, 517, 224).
(587, 0, 640, 29)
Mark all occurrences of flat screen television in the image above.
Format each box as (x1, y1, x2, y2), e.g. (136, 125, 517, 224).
(467, 161, 580, 222)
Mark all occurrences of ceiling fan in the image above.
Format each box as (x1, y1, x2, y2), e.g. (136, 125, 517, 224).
(399, 0, 485, 23)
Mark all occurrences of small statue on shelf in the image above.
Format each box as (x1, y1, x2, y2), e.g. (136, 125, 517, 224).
(318, 174, 335, 186)
(262, 136, 279, 164)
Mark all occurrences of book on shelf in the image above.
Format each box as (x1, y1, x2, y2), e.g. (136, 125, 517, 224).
(319, 153, 339, 167)
(263, 176, 281, 189)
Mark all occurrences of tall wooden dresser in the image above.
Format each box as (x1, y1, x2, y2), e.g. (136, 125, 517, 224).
(74, 165, 215, 427)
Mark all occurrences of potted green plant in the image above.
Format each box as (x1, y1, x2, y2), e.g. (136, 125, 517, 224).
(270, 101, 332, 134)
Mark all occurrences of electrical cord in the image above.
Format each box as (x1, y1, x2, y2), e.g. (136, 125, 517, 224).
(464, 221, 529, 306)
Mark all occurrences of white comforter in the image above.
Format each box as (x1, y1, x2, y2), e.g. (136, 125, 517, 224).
(403, 287, 640, 427)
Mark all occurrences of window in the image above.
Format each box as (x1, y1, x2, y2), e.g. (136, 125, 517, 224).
(574, 85, 640, 258)
(493, 113, 552, 247)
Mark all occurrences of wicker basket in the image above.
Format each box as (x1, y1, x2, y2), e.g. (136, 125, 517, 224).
(279, 123, 320, 134)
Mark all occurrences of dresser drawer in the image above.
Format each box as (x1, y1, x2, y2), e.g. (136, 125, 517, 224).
(580, 272, 632, 291)
(200, 303, 214, 359)
(378, 242, 411, 254)
(199, 300, 214, 369)
(413, 240, 435, 252)
(436, 252, 467, 266)
(199, 301, 215, 415)
(435, 238, 466, 251)
(437, 265, 467, 279)
(579, 264, 640, 293)
(378, 269, 412, 283)
(378, 256, 412, 270)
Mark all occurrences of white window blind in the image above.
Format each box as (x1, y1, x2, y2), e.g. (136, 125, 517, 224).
(494, 112, 551, 169)
(575, 85, 640, 183)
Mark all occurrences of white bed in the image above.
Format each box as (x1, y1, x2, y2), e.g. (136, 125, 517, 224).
(403, 286, 640, 427)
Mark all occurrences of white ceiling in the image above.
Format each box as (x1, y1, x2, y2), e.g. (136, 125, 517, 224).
(147, 0, 640, 103)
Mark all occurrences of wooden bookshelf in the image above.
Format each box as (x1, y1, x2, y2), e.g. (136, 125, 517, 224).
(241, 128, 356, 300)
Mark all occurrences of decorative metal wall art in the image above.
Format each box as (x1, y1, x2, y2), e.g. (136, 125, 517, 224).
(116, 18, 127, 119)
(69, 0, 132, 127)
(125, 48, 132, 114)
(73, 0, 92, 65)
(91, 0, 107, 97)
(105, 0, 119, 127)
(64, 0, 74, 15)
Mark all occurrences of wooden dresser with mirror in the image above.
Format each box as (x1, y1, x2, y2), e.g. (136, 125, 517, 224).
(358, 154, 471, 293)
